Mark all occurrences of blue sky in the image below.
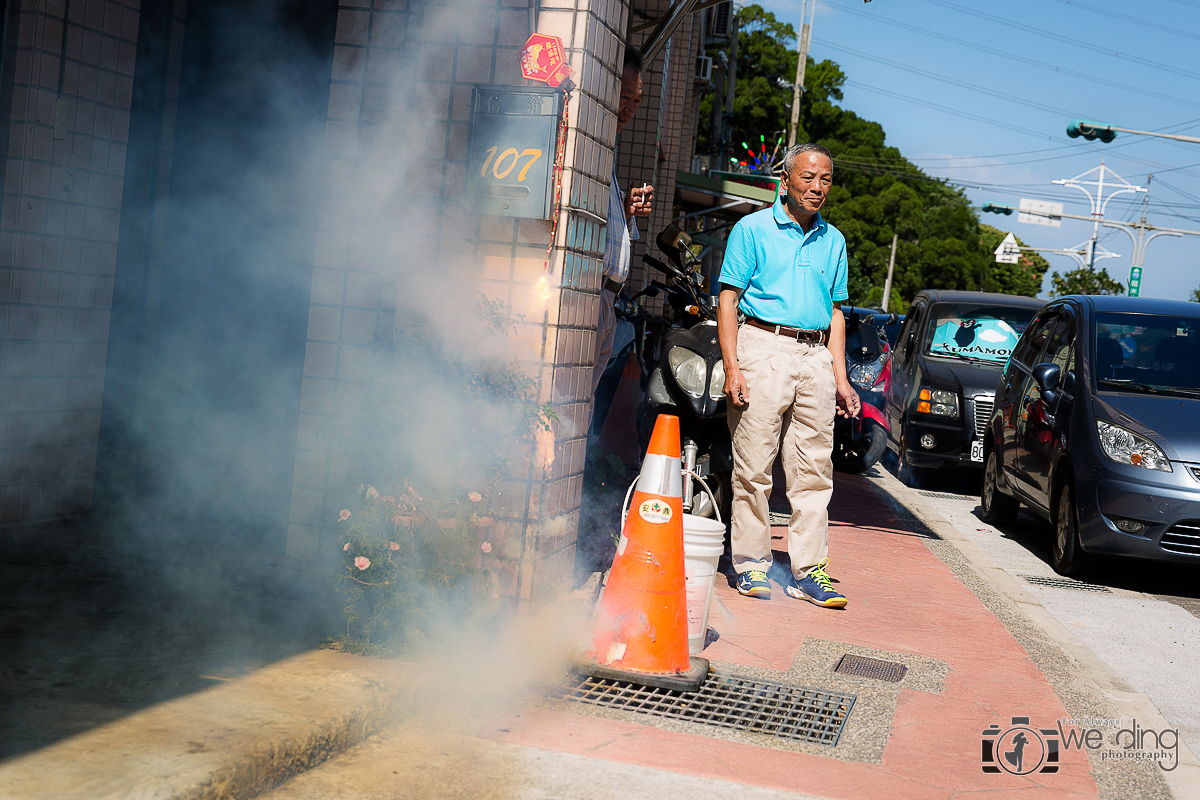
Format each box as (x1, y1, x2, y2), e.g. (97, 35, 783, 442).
(760, 0, 1200, 300)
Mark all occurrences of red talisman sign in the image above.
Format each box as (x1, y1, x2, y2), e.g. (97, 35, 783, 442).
(519, 33, 572, 87)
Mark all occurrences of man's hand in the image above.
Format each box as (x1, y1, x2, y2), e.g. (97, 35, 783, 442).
(626, 183, 654, 219)
(724, 363, 750, 407)
(835, 380, 860, 418)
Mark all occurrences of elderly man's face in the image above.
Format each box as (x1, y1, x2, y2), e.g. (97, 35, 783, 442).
(616, 65, 642, 133)
(782, 150, 834, 216)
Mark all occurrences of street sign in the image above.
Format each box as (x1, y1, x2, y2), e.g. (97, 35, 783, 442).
(1018, 198, 1064, 227)
(1128, 266, 1142, 297)
(468, 86, 562, 219)
(994, 232, 1020, 264)
(519, 34, 572, 87)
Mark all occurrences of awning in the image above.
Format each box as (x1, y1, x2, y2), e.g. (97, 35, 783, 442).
(673, 171, 776, 221)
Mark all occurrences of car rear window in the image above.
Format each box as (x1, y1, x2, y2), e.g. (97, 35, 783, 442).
(924, 303, 1038, 364)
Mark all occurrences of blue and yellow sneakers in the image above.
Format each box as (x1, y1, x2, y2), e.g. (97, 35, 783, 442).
(786, 559, 847, 608)
(735, 569, 772, 599)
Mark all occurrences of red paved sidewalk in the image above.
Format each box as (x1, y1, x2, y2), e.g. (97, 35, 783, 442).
(485, 473, 1100, 799)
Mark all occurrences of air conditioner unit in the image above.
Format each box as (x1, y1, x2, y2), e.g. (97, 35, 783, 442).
(695, 55, 712, 82)
(710, 2, 733, 39)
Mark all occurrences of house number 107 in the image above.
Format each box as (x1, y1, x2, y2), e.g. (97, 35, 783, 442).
(479, 147, 543, 181)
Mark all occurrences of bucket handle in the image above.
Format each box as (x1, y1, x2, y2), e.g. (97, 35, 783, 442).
(620, 468, 723, 529)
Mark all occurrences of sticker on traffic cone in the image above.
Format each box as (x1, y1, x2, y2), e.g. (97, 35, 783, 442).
(583, 414, 709, 692)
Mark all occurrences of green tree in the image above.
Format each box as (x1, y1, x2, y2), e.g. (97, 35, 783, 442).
(698, 5, 1044, 308)
(1048, 267, 1125, 297)
(1190, 286, 1200, 303)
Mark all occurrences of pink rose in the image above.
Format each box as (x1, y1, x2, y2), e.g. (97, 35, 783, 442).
(389, 541, 400, 551)
(342, 542, 350, 552)
(468, 491, 482, 503)
(354, 556, 371, 570)
(480, 541, 492, 554)
(339, 509, 351, 521)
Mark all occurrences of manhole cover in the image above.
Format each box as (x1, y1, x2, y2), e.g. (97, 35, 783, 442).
(918, 491, 970, 501)
(834, 653, 907, 683)
(1020, 574, 1111, 593)
(551, 674, 855, 745)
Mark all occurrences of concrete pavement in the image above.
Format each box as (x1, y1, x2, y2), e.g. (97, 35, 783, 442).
(2, 469, 1195, 799)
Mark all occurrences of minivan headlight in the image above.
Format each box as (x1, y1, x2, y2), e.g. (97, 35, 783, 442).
(917, 388, 959, 417)
(668, 346, 707, 398)
(1096, 420, 1172, 472)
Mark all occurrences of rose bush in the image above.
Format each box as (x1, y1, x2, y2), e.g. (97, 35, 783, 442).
(327, 297, 553, 655)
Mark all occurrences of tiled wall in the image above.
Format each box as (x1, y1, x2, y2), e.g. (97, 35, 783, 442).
(615, 1, 697, 300)
(0, 0, 141, 525)
(286, 0, 629, 603)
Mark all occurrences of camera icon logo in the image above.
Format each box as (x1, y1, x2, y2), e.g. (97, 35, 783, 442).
(982, 717, 1060, 775)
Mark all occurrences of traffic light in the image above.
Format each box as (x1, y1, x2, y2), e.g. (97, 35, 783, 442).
(1067, 119, 1116, 143)
(982, 202, 1014, 215)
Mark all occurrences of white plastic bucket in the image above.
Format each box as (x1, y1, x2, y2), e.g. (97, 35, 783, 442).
(682, 513, 725, 654)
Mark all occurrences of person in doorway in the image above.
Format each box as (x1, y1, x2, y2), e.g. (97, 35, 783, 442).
(716, 143, 860, 608)
(590, 50, 655, 428)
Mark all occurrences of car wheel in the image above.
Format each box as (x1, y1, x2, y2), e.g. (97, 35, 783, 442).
(896, 438, 931, 488)
(979, 448, 1019, 525)
(1051, 482, 1096, 578)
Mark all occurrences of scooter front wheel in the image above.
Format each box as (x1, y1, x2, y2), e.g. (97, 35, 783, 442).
(832, 418, 888, 474)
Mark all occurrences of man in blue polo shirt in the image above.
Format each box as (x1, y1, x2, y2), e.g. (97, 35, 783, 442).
(716, 143, 860, 608)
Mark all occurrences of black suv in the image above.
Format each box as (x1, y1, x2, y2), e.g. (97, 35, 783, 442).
(981, 295, 1200, 576)
(886, 290, 1042, 484)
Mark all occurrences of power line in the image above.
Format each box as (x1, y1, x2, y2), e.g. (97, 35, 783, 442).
(1053, 0, 1200, 43)
(918, 0, 1200, 83)
(843, 80, 1058, 141)
(824, 41, 1090, 119)
(829, 0, 1200, 112)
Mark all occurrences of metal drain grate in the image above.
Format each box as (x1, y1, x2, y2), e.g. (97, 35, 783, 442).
(551, 674, 855, 746)
(1020, 574, 1111, 593)
(918, 491, 971, 501)
(769, 511, 790, 526)
(834, 653, 907, 683)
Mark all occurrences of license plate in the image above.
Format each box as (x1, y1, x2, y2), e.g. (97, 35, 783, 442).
(970, 440, 984, 463)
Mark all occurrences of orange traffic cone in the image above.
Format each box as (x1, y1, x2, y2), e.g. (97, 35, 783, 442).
(584, 414, 709, 692)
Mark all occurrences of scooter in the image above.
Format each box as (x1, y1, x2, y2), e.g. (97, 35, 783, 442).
(619, 225, 732, 519)
(832, 307, 894, 473)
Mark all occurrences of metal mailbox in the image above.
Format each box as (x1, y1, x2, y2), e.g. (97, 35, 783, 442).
(467, 86, 562, 219)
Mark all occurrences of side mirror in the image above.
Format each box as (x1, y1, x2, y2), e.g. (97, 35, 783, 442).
(888, 313, 899, 325)
(1032, 362, 1061, 405)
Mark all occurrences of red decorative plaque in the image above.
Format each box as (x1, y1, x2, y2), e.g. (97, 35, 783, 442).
(519, 33, 572, 87)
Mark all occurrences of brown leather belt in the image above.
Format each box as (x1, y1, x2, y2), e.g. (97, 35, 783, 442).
(745, 317, 828, 344)
(603, 278, 624, 295)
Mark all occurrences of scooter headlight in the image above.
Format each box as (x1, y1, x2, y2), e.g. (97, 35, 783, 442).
(709, 360, 726, 400)
(668, 347, 707, 398)
(848, 357, 885, 390)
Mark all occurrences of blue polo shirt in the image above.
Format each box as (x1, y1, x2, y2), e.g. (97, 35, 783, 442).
(718, 197, 849, 330)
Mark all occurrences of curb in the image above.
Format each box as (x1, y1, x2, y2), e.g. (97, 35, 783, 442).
(859, 466, 1200, 800)
(0, 650, 422, 800)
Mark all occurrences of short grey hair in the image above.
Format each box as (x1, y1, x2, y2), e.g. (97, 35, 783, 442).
(782, 143, 833, 173)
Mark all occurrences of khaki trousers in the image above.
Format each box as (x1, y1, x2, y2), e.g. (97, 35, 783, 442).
(728, 323, 836, 579)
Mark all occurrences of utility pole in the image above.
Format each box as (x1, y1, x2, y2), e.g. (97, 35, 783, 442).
(984, 164, 1200, 297)
(881, 232, 897, 312)
(787, 0, 817, 148)
(1052, 160, 1145, 268)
